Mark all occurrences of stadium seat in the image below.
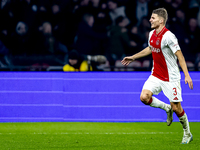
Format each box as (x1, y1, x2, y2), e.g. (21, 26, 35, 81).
(198, 62, 200, 71)
(114, 60, 142, 71)
(46, 66, 63, 71)
(127, 60, 142, 71)
(178, 61, 195, 71)
(115, 60, 125, 71)
(186, 61, 195, 71)
(98, 60, 110, 71)
(142, 60, 150, 68)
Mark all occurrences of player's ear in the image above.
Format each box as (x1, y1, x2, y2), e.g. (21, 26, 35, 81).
(159, 19, 164, 24)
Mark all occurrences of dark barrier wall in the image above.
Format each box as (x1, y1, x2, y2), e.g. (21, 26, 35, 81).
(0, 72, 199, 122)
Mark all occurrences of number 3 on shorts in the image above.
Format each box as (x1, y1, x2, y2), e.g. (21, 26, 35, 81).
(173, 88, 177, 96)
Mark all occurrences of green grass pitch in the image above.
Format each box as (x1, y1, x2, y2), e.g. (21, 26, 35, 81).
(0, 122, 199, 150)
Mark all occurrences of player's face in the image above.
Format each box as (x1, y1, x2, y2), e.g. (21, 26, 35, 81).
(149, 13, 161, 29)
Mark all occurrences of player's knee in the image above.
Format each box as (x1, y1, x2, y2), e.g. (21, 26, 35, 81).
(171, 102, 182, 114)
(140, 94, 151, 104)
(171, 105, 178, 113)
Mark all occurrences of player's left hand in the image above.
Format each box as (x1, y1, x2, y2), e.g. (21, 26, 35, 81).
(185, 76, 193, 90)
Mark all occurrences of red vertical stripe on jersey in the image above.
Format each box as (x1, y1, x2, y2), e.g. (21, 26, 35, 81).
(150, 27, 169, 81)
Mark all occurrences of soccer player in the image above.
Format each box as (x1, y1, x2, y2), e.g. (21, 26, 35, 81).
(121, 8, 193, 144)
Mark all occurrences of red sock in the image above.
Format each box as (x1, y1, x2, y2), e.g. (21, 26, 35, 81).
(177, 109, 185, 118)
(147, 97, 153, 105)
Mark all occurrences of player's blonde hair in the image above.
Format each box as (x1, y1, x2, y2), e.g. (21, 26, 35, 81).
(152, 8, 168, 25)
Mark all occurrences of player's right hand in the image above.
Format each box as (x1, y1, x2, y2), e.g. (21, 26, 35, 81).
(185, 76, 193, 90)
(121, 56, 135, 66)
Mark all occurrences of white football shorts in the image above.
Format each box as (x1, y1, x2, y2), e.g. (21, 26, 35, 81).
(142, 75, 183, 102)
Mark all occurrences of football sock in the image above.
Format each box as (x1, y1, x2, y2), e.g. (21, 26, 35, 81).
(178, 110, 191, 135)
(149, 96, 170, 112)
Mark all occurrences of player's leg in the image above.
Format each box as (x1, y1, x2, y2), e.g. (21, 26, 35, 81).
(140, 89, 153, 105)
(140, 89, 169, 110)
(140, 90, 172, 124)
(162, 80, 192, 144)
(171, 102, 193, 144)
(141, 76, 171, 113)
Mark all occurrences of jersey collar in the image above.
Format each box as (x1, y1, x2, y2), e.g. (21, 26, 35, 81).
(154, 26, 167, 37)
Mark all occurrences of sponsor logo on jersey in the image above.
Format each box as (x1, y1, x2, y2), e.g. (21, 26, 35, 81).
(151, 47, 161, 53)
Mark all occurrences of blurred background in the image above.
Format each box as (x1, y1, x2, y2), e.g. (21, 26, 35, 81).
(0, 0, 200, 71)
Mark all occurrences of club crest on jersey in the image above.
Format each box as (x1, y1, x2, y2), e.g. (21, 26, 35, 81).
(156, 40, 160, 45)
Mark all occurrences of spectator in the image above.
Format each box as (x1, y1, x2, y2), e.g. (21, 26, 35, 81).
(34, 0, 51, 25)
(126, 0, 150, 26)
(141, 30, 149, 49)
(189, 0, 200, 28)
(35, 22, 68, 55)
(90, 0, 101, 8)
(185, 18, 200, 63)
(74, 13, 108, 56)
(135, 0, 149, 25)
(0, 0, 18, 48)
(50, 2, 67, 46)
(0, 40, 10, 67)
(63, 49, 92, 71)
(107, 0, 130, 25)
(169, 9, 189, 57)
(106, 16, 134, 70)
(92, 0, 112, 32)
(15, 0, 37, 30)
(127, 25, 143, 55)
(1, 0, 10, 9)
(0, 0, 199, 70)
(10, 21, 31, 55)
(137, 16, 151, 43)
(58, 0, 80, 49)
(72, 0, 91, 23)
(170, 0, 189, 19)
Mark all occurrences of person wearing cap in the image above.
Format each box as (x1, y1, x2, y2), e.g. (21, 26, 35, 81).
(63, 50, 92, 71)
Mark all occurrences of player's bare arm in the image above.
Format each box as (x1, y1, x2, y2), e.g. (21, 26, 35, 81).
(121, 46, 152, 66)
(175, 50, 193, 90)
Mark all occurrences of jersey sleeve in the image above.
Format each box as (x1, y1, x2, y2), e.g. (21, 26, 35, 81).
(148, 30, 154, 47)
(166, 31, 181, 54)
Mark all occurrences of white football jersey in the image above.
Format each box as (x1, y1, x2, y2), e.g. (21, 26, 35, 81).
(148, 27, 181, 82)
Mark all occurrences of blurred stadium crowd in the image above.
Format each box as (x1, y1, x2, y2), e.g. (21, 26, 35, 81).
(0, 0, 200, 71)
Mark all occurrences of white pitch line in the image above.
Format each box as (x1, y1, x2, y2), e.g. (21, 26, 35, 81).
(0, 78, 63, 80)
(0, 132, 178, 135)
(0, 104, 63, 107)
(0, 78, 200, 82)
(59, 132, 177, 135)
(0, 104, 199, 109)
(0, 91, 199, 96)
(0, 78, 146, 81)
(63, 105, 200, 108)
